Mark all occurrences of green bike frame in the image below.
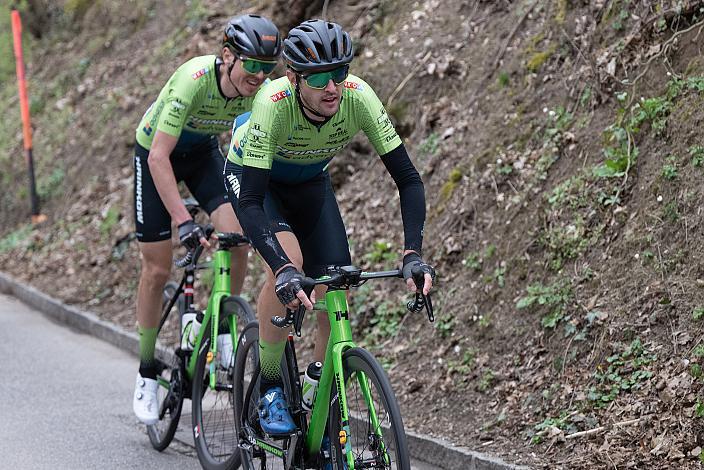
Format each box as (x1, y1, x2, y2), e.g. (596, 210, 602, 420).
(301, 289, 385, 468)
(184, 248, 236, 388)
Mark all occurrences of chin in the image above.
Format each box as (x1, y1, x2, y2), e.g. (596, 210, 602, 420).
(320, 103, 340, 116)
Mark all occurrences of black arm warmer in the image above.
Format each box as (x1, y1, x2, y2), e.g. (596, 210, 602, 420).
(238, 165, 292, 274)
(379, 144, 425, 255)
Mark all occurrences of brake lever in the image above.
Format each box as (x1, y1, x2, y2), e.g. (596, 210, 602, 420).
(406, 292, 435, 322)
(271, 309, 295, 328)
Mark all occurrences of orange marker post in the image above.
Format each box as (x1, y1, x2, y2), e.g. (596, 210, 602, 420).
(11, 10, 44, 223)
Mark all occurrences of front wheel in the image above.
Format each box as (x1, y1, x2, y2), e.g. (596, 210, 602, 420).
(147, 357, 185, 451)
(192, 296, 255, 470)
(327, 347, 410, 470)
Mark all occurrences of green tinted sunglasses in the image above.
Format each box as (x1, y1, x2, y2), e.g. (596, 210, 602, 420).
(301, 65, 349, 89)
(239, 57, 277, 75)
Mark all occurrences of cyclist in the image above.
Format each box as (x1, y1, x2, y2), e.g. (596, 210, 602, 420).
(223, 20, 435, 436)
(132, 14, 282, 425)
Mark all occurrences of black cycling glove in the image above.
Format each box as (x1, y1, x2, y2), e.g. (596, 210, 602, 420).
(402, 253, 436, 289)
(275, 267, 305, 305)
(178, 219, 205, 250)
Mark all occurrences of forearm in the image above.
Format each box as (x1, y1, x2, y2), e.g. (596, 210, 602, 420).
(380, 144, 426, 255)
(238, 165, 292, 274)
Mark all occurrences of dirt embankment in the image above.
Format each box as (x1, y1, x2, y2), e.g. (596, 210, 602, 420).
(4, 1, 704, 468)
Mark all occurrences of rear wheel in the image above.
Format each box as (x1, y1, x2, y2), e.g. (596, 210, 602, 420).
(192, 296, 255, 470)
(327, 348, 410, 470)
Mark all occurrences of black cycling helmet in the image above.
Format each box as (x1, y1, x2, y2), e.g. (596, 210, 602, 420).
(283, 20, 354, 72)
(223, 14, 282, 59)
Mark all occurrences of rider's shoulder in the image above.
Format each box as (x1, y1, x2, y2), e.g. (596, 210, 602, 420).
(254, 76, 295, 106)
(341, 74, 378, 98)
(170, 55, 218, 85)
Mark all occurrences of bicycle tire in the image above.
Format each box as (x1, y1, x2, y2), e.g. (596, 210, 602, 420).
(327, 347, 410, 470)
(192, 296, 255, 470)
(162, 281, 185, 317)
(233, 321, 266, 470)
(146, 282, 187, 451)
(147, 356, 185, 451)
(233, 322, 297, 470)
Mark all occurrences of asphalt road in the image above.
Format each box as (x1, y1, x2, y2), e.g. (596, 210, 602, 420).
(0, 294, 436, 470)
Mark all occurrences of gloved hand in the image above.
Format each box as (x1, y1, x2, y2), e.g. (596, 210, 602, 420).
(275, 266, 310, 308)
(401, 252, 436, 295)
(178, 219, 206, 250)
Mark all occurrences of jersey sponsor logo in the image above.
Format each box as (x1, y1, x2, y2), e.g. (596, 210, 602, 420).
(276, 144, 344, 157)
(171, 99, 185, 110)
(270, 89, 292, 102)
(343, 81, 364, 91)
(142, 122, 153, 136)
(328, 127, 348, 139)
(192, 68, 209, 80)
(188, 116, 232, 127)
(149, 101, 164, 128)
(249, 124, 268, 139)
(385, 133, 399, 142)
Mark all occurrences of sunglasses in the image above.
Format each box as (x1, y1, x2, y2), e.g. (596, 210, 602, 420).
(300, 65, 349, 89)
(239, 57, 277, 75)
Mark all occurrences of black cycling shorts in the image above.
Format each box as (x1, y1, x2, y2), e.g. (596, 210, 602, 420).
(133, 138, 228, 242)
(223, 160, 351, 278)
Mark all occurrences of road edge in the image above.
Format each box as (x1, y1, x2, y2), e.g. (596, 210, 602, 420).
(0, 270, 530, 470)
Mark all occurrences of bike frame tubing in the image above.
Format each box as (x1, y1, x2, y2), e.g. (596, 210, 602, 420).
(185, 248, 233, 386)
(303, 288, 377, 468)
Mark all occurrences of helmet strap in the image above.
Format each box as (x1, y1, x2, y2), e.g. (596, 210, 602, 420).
(224, 59, 242, 99)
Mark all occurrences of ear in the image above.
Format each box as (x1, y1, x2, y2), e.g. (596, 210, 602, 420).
(222, 47, 234, 63)
(286, 69, 297, 86)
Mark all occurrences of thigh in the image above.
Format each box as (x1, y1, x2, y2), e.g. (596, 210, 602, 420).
(271, 173, 351, 278)
(182, 139, 228, 215)
(133, 143, 172, 242)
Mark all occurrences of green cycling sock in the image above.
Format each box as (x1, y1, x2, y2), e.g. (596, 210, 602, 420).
(259, 338, 286, 391)
(138, 325, 158, 377)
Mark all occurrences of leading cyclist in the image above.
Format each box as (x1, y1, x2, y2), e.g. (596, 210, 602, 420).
(223, 20, 435, 437)
(132, 14, 281, 425)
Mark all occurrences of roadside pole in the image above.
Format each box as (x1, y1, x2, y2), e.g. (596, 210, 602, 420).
(11, 9, 45, 224)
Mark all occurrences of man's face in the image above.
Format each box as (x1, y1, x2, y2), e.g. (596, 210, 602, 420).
(224, 48, 276, 97)
(288, 66, 347, 118)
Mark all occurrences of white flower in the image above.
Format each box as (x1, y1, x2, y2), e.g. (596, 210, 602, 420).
(657, 195, 663, 202)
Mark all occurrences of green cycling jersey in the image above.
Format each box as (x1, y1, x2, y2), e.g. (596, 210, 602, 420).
(227, 74, 402, 183)
(136, 55, 259, 150)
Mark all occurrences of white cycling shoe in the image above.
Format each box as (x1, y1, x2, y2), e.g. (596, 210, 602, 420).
(133, 373, 159, 425)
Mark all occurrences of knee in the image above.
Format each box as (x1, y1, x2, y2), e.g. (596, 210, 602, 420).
(140, 259, 170, 287)
(230, 245, 250, 260)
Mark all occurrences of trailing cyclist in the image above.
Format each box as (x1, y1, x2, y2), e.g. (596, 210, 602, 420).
(132, 14, 281, 425)
(223, 20, 435, 438)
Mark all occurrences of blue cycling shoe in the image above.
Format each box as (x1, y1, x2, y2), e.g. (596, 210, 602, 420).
(258, 386, 296, 436)
(321, 435, 347, 469)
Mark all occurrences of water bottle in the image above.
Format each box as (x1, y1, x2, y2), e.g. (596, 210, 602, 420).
(181, 310, 203, 351)
(301, 361, 323, 411)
